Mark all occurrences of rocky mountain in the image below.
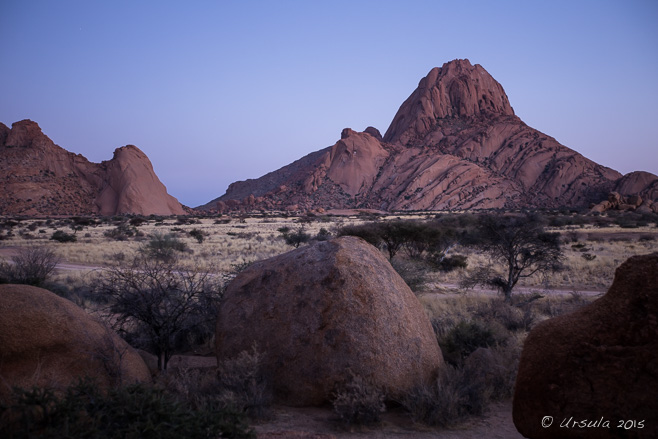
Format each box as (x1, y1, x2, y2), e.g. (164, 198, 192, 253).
(0, 120, 185, 216)
(200, 59, 657, 213)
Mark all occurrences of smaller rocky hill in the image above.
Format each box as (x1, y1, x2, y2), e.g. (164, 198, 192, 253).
(0, 120, 185, 216)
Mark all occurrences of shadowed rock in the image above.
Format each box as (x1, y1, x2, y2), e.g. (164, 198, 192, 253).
(513, 253, 658, 439)
(215, 236, 443, 406)
(0, 284, 151, 401)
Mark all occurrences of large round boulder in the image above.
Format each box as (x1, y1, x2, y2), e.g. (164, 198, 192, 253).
(216, 236, 443, 406)
(513, 253, 658, 438)
(0, 284, 151, 401)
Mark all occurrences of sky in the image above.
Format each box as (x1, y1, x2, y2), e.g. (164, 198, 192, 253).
(1, 0, 657, 207)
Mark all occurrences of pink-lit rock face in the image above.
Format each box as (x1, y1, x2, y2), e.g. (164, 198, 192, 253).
(383, 59, 515, 146)
(200, 59, 624, 213)
(0, 119, 185, 215)
(96, 144, 185, 216)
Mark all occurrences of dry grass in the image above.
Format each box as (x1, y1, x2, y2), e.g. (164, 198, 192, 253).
(1, 215, 656, 292)
(424, 225, 657, 292)
(0, 215, 365, 273)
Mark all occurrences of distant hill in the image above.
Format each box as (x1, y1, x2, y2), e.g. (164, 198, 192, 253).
(199, 59, 656, 213)
(0, 119, 185, 216)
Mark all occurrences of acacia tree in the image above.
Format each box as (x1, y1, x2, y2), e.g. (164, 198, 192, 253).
(94, 255, 222, 371)
(467, 214, 563, 302)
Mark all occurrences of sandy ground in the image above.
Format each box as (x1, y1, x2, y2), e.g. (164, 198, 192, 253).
(254, 400, 524, 439)
(154, 354, 524, 439)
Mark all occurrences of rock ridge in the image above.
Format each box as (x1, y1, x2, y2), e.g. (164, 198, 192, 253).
(0, 120, 185, 216)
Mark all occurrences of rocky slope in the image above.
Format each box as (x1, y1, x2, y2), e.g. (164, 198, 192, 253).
(200, 59, 646, 212)
(0, 120, 185, 216)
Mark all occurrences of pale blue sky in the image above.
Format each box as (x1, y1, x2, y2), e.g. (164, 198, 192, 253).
(1, 0, 657, 207)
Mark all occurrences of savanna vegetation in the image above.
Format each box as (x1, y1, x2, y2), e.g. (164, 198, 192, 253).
(0, 208, 657, 434)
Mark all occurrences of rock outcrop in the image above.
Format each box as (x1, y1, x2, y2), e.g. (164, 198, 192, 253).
(215, 236, 443, 406)
(590, 171, 658, 213)
(199, 59, 623, 212)
(513, 253, 658, 439)
(0, 284, 151, 401)
(0, 119, 185, 216)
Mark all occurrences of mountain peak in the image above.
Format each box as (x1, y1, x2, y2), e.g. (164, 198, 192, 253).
(383, 59, 514, 145)
(202, 59, 628, 213)
(4, 119, 54, 149)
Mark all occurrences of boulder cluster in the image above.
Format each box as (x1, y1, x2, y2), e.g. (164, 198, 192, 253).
(590, 171, 658, 213)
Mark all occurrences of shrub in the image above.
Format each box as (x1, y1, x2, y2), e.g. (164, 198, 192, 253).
(129, 216, 147, 227)
(336, 223, 382, 249)
(0, 246, 60, 287)
(315, 227, 332, 241)
(0, 379, 255, 439)
(402, 343, 520, 427)
(467, 344, 520, 400)
(474, 298, 532, 332)
(189, 228, 205, 243)
(391, 258, 430, 292)
(50, 230, 77, 243)
(332, 373, 385, 426)
(104, 223, 140, 241)
(401, 365, 473, 427)
(435, 254, 468, 272)
(141, 233, 189, 262)
(216, 345, 272, 419)
(439, 320, 499, 366)
(279, 227, 311, 248)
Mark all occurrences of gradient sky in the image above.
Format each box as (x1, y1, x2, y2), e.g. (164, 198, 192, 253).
(1, 0, 657, 207)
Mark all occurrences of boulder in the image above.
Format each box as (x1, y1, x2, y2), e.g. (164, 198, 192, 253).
(215, 236, 443, 406)
(0, 284, 150, 401)
(513, 253, 658, 439)
(608, 191, 622, 206)
(627, 194, 642, 207)
(615, 171, 658, 202)
(589, 200, 611, 213)
(363, 126, 383, 141)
